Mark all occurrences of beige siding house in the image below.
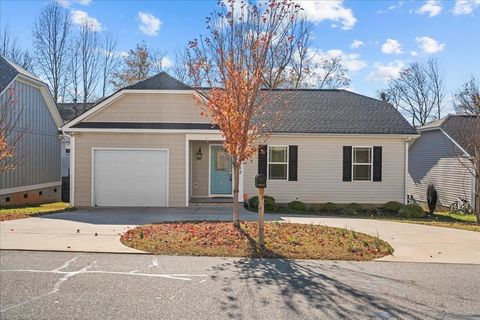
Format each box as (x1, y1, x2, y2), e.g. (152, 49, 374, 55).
(62, 72, 417, 208)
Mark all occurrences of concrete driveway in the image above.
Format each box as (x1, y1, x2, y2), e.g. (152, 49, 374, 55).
(1, 206, 479, 264)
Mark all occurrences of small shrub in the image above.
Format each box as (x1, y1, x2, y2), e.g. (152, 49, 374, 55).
(366, 207, 382, 216)
(383, 201, 403, 213)
(347, 202, 362, 212)
(248, 196, 276, 211)
(287, 200, 306, 211)
(399, 204, 425, 218)
(323, 202, 338, 212)
(341, 207, 359, 216)
(427, 184, 438, 214)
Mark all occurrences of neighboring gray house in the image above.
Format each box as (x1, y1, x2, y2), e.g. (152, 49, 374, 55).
(62, 72, 417, 208)
(0, 56, 63, 206)
(408, 115, 478, 211)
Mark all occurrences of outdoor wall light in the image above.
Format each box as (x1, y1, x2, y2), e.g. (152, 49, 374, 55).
(196, 147, 203, 160)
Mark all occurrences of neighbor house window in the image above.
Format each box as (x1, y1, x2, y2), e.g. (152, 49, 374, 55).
(268, 146, 288, 180)
(352, 147, 372, 181)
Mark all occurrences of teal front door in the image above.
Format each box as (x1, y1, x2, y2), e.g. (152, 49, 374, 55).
(210, 146, 232, 195)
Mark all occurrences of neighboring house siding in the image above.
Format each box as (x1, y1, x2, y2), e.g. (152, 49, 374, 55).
(243, 135, 407, 204)
(84, 93, 207, 123)
(73, 132, 186, 207)
(0, 79, 61, 192)
(61, 136, 70, 177)
(408, 129, 473, 207)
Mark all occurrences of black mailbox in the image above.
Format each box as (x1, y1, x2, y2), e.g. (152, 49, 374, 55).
(255, 174, 267, 188)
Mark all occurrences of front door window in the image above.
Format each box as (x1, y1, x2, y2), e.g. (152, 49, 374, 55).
(210, 146, 232, 195)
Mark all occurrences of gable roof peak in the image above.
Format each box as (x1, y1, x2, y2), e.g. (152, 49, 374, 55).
(124, 71, 192, 90)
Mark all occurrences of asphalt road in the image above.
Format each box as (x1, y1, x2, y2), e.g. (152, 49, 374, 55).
(1, 251, 479, 320)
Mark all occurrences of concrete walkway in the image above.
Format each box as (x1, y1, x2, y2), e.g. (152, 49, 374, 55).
(1, 206, 479, 264)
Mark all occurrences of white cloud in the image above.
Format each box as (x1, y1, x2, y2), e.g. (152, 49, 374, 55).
(162, 57, 173, 68)
(350, 40, 364, 49)
(377, 1, 404, 14)
(416, 0, 442, 17)
(57, 0, 71, 7)
(410, 51, 418, 56)
(311, 49, 367, 72)
(453, 0, 480, 15)
(138, 11, 161, 36)
(415, 36, 445, 54)
(381, 39, 403, 54)
(57, 0, 92, 7)
(298, 1, 357, 30)
(71, 10, 102, 31)
(366, 60, 405, 82)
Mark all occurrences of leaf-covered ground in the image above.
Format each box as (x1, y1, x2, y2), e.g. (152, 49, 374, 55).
(0, 202, 73, 221)
(121, 221, 393, 261)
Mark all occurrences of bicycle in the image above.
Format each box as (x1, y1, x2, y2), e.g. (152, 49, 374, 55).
(449, 198, 473, 214)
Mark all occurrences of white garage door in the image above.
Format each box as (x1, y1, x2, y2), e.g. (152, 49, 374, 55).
(93, 149, 168, 207)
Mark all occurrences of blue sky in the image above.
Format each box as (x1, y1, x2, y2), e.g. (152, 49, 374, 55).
(1, 0, 479, 109)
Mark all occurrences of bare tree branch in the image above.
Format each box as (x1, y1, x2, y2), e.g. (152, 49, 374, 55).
(454, 76, 480, 115)
(32, 2, 71, 103)
(379, 58, 445, 126)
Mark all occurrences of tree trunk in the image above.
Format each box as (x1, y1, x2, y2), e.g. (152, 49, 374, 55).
(232, 163, 240, 227)
(258, 187, 265, 247)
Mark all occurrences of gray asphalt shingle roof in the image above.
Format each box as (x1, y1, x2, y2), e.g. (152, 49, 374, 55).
(57, 103, 95, 123)
(257, 89, 417, 134)
(124, 72, 192, 90)
(0, 55, 19, 93)
(66, 72, 416, 135)
(421, 115, 479, 155)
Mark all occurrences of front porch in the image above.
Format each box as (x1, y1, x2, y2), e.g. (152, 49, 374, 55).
(186, 134, 243, 206)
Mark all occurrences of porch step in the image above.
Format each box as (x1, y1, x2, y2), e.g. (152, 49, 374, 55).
(189, 197, 237, 207)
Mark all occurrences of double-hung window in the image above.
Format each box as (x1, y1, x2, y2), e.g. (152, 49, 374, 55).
(352, 147, 372, 181)
(268, 146, 288, 180)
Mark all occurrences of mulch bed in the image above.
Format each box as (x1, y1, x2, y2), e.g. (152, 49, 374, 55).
(121, 221, 393, 261)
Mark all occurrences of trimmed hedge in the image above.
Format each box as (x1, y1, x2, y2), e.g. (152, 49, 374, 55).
(287, 200, 307, 211)
(399, 204, 425, 218)
(248, 196, 276, 211)
(323, 202, 338, 212)
(347, 202, 362, 212)
(383, 201, 403, 213)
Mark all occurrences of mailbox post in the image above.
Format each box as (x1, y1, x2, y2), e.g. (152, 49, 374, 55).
(255, 174, 267, 247)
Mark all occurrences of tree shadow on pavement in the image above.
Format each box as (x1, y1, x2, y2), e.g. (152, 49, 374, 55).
(208, 227, 471, 319)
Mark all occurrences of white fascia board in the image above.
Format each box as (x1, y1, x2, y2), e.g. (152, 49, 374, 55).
(0, 75, 18, 96)
(440, 128, 470, 157)
(64, 128, 222, 134)
(268, 133, 420, 139)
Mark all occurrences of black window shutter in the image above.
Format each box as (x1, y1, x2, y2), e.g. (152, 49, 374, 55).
(258, 145, 267, 176)
(288, 145, 298, 181)
(343, 146, 352, 182)
(373, 146, 382, 182)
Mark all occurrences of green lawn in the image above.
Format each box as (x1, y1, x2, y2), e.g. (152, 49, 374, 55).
(0, 202, 73, 221)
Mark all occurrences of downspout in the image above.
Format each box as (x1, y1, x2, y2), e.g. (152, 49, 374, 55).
(404, 138, 411, 204)
(64, 131, 77, 208)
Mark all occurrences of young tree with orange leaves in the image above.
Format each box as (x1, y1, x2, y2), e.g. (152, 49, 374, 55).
(0, 87, 23, 174)
(187, 0, 303, 227)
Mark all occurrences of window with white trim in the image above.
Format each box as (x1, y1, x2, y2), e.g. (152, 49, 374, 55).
(352, 147, 372, 181)
(268, 146, 288, 180)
